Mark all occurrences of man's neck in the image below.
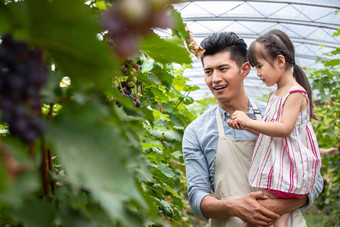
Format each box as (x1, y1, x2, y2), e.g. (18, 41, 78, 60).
(218, 94, 249, 115)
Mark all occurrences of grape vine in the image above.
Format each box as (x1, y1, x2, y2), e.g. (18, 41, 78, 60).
(0, 34, 47, 144)
(102, 0, 173, 58)
(115, 60, 141, 108)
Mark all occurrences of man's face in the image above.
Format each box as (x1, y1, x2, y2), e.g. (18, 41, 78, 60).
(203, 51, 244, 103)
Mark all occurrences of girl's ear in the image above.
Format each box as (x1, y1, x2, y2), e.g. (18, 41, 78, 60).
(276, 54, 286, 68)
(240, 62, 251, 80)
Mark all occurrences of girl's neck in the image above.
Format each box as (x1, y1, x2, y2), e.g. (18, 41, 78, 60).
(275, 70, 296, 96)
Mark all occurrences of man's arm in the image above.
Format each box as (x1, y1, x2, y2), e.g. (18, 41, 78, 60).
(201, 192, 279, 226)
(258, 173, 324, 215)
(182, 125, 214, 220)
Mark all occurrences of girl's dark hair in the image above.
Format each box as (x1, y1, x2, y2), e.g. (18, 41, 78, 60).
(248, 29, 313, 117)
(200, 32, 248, 68)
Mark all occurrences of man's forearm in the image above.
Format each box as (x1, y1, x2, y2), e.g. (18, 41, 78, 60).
(201, 195, 234, 219)
(200, 192, 280, 226)
(258, 197, 307, 215)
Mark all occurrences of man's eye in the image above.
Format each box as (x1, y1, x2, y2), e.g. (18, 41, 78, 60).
(204, 71, 211, 75)
(221, 68, 228, 71)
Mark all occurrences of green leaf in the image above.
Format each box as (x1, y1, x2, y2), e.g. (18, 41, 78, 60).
(151, 65, 174, 88)
(0, 154, 8, 192)
(185, 85, 200, 92)
(171, 150, 183, 159)
(0, 5, 10, 34)
(137, 71, 154, 86)
(41, 70, 63, 104)
(140, 106, 155, 124)
(159, 199, 174, 217)
(157, 164, 175, 178)
(8, 0, 117, 90)
(148, 86, 168, 102)
(163, 130, 182, 142)
(141, 33, 192, 64)
(171, 7, 188, 39)
(47, 101, 148, 226)
(12, 199, 55, 227)
(324, 59, 340, 67)
(173, 75, 188, 91)
(333, 29, 340, 37)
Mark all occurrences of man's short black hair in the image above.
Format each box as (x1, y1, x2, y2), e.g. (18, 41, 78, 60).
(200, 32, 248, 68)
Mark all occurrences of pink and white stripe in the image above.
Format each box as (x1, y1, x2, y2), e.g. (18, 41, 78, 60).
(248, 90, 321, 195)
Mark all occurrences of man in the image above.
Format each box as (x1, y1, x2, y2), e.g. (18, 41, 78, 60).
(182, 32, 323, 226)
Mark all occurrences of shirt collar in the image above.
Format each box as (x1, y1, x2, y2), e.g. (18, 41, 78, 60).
(217, 97, 254, 121)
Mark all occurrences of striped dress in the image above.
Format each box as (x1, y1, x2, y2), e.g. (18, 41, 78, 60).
(248, 90, 321, 195)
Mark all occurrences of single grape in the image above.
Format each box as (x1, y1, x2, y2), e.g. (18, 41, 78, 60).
(123, 87, 132, 95)
(135, 99, 141, 108)
(132, 63, 139, 70)
(13, 104, 27, 117)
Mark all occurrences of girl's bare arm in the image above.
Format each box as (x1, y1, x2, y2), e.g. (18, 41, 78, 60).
(233, 93, 306, 137)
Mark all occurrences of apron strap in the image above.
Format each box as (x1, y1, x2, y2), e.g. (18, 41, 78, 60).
(249, 99, 262, 121)
(216, 108, 225, 137)
(215, 99, 262, 137)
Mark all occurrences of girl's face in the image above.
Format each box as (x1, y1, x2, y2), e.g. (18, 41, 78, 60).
(254, 57, 281, 87)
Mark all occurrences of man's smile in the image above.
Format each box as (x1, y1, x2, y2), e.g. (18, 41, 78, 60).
(213, 85, 228, 90)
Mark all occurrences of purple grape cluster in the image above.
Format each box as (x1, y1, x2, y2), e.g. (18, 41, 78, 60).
(0, 34, 47, 143)
(116, 61, 141, 108)
(102, 0, 173, 58)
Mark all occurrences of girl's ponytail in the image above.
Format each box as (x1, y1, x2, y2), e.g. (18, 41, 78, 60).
(293, 64, 314, 118)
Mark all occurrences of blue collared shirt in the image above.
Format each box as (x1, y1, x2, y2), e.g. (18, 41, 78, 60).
(182, 98, 324, 220)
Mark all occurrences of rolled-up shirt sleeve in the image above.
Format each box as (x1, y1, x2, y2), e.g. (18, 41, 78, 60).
(300, 172, 324, 209)
(182, 124, 212, 220)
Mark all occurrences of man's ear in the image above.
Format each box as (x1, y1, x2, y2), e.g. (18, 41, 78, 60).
(240, 62, 251, 80)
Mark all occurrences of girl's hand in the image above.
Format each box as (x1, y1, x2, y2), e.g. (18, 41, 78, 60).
(232, 111, 251, 126)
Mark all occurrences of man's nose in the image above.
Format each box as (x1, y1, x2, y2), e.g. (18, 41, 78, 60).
(212, 71, 222, 83)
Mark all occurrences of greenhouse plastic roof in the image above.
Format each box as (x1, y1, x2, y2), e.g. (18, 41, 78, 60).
(167, 0, 340, 100)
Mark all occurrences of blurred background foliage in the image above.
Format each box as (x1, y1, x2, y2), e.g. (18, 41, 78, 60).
(0, 0, 338, 226)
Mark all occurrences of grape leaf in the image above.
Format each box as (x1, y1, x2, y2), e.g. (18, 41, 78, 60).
(7, 0, 117, 90)
(47, 101, 148, 226)
(151, 65, 174, 88)
(141, 33, 192, 64)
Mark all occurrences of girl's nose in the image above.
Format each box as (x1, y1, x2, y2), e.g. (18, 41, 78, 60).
(256, 71, 261, 77)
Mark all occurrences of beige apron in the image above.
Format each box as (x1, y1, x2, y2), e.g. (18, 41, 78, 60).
(211, 102, 307, 227)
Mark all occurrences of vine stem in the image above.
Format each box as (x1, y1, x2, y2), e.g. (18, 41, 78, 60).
(28, 143, 34, 159)
(41, 137, 49, 196)
(174, 92, 188, 110)
(48, 148, 55, 193)
(47, 103, 55, 194)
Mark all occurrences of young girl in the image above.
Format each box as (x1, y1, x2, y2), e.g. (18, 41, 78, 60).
(227, 29, 321, 227)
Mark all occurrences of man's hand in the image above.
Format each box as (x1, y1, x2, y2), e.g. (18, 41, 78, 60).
(231, 191, 280, 226)
(227, 119, 246, 130)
